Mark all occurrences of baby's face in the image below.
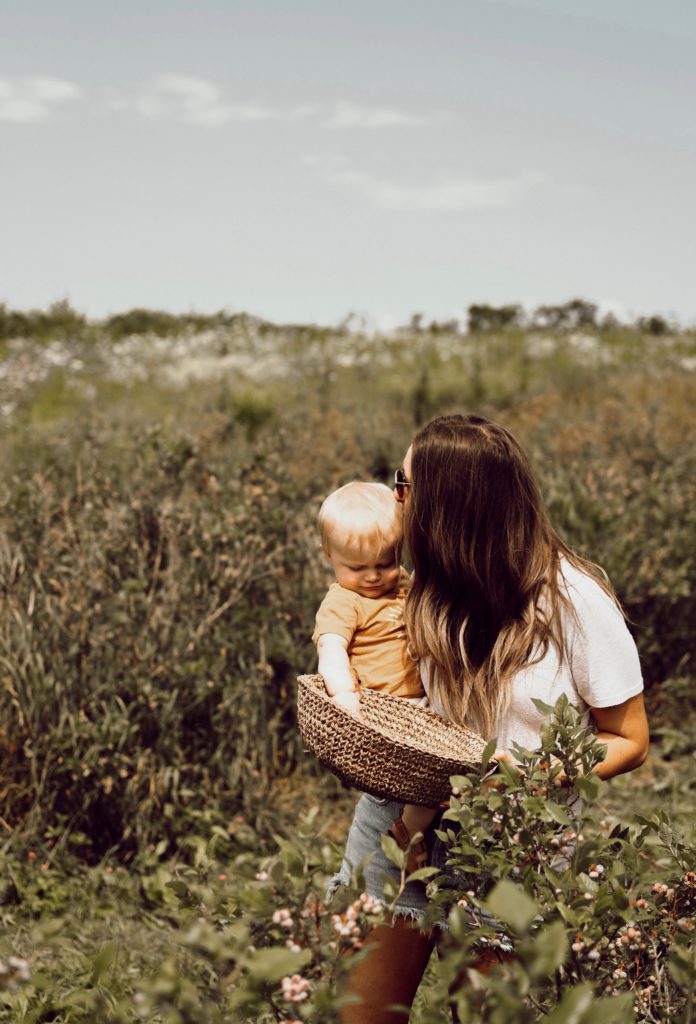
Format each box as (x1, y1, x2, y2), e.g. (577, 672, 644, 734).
(326, 537, 401, 599)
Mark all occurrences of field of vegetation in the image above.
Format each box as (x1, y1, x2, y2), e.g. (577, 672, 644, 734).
(0, 300, 694, 1021)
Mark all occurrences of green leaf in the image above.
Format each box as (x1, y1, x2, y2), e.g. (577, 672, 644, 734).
(669, 944, 696, 986)
(90, 940, 118, 985)
(580, 993, 634, 1023)
(531, 698, 555, 717)
(575, 775, 601, 800)
(544, 984, 594, 1023)
(486, 880, 538, 934)
(545, 803, 572, 826)
(527, 920, 567, 977)
(555, 692, 571, 714)
(246, 946, 311, 984)
(576, 872, 599, 895)
(380, 833, 406, 869)
(479, 739, 498, 776)
(553, 900, 579, 927)
(542, 981, 634, 1022)
(405, 866, 440, 883)
(166, 879, 190, 898)
(540, 723, 557, 749)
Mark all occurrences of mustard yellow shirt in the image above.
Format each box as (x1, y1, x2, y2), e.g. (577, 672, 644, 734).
(312, 567, 423, 698)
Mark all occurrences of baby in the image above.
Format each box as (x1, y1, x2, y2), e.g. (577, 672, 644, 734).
(312, 480, 437, 872)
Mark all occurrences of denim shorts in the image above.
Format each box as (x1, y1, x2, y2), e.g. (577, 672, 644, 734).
(327, 793, 513, 950)
(327, 794, 434, 926)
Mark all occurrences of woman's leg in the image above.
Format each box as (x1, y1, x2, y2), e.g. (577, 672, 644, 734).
(338, 916, 435, 1024)
(442, 945, 515, 1024)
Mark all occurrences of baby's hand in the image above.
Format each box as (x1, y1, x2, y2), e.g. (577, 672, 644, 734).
(333, 690, 361, 716)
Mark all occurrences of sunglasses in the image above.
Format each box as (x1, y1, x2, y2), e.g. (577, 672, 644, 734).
(394, 468, 411, 501)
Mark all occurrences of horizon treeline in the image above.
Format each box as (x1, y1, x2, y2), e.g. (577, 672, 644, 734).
(0, 297, 687, 343)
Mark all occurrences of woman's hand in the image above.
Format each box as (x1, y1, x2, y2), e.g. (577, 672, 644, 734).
(492, 749, 516, 768)
(490, 750, 570, 791)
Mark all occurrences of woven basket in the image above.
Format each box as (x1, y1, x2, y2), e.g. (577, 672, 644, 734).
(296, 673, 489, 805)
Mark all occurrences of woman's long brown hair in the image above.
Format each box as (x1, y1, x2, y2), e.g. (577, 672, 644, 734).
(403, 414, 619, 738)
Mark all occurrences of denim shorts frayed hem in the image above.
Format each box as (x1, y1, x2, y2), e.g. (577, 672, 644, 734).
(326, 794, 441, 932)
(326, 793, 513, 950)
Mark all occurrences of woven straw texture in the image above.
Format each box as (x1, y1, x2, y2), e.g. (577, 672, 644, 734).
(297, 674, 488, 805)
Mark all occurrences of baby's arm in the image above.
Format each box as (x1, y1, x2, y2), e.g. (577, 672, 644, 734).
(316, 633, 361, 715)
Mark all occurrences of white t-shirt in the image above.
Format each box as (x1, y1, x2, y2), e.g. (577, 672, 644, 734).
(421, 560, 644, 751)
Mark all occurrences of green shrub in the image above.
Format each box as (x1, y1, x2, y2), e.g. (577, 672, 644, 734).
(4, 700, 691, 1023)
(0, 424, 330, 854)
(1, 325, 695, 858)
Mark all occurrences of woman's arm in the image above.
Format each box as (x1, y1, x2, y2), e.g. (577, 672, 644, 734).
(589, 692, 649, 780)
(493, 694, 649, 782)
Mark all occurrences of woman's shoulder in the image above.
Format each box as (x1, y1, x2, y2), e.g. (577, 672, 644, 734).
(557, 557, 621, 621)
(555, 557, 643, 707)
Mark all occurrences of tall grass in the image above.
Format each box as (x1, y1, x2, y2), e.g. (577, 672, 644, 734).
(1, 321, 694, 855)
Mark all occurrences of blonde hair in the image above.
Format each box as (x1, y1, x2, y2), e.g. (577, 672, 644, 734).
(404, 415, 620, 739)
(319, 481, 402, 557)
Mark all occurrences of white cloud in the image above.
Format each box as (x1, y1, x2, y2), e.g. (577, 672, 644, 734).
(289, 103, 322, 120)
(135, 74, 277, 125)
(0, 74, 448, 133)
(314, 162, 546, 212)
(0, 75, 82, 122)
(323, 101, 445, 129)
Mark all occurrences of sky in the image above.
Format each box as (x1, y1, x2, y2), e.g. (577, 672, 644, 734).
(1, 0, 695, 327)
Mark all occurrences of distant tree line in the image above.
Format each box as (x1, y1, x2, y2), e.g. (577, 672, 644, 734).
(425, 300, 675, 336)
(0, 297, 681, 343)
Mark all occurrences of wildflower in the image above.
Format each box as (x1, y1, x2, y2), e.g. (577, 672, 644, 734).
(7, 959, 29, 978)
(255, 870, 269, 881)
(280, 974, 311, 1003)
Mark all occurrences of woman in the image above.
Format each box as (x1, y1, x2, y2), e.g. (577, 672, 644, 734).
(332, 414, 649, 1024)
